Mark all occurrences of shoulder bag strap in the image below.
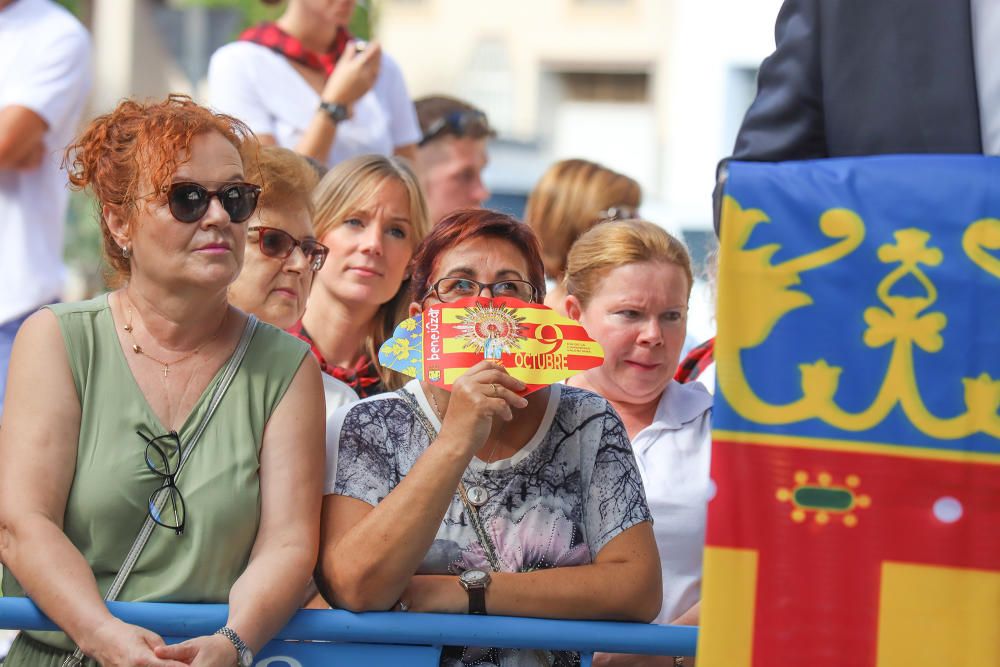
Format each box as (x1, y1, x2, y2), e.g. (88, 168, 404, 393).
(61, 316, 258, 667)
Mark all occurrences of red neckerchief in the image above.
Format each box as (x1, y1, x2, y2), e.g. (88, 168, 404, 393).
(287, 320, 383, 398)
(674, 336, 715, 383)
(238, 22, 352, 77)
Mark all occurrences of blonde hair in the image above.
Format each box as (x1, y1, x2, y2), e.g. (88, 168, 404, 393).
(564, 220, 693, 307)
(311, 154, 430, 389)
(524, 159, 641, 281)
(247, 145, 320, 220)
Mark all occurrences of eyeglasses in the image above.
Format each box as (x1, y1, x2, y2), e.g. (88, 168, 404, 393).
(419, 110, 495, 147)
(248, 226, 329, 271)
(426, 277, 538, 303)
(138, 430, 186, 535)
(597, 205, 639, 223)
(162, 182, 261, 224)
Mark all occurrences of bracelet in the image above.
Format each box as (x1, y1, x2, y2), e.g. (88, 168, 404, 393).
(673, 657, 685, 667)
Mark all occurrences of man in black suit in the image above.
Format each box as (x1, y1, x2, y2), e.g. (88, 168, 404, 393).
(716, 0, 998, 228)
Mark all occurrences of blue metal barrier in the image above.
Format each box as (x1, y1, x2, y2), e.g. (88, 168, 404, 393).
(0, 597, 697, 665)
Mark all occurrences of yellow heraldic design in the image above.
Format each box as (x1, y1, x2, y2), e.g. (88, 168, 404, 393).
(719, 196, 1000, 439)
(963, 217, 1000, 279)
(717, 195, 865, 423)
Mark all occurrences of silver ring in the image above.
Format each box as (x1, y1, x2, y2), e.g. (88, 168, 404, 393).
(397, 599, 409, 612)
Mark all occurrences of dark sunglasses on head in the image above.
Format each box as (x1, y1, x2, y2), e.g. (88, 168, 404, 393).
(163, 181, 261, 223)
(419, 110, 495, 147)
(249, 225, 329, 271)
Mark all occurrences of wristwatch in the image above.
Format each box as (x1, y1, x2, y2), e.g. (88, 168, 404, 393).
(319, 101, 350, 124)
(459, 569, 492, 615)
(215, 626, 254, 667)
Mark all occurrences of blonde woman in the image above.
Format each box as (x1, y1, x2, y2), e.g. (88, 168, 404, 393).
(524, 159, 641, 315)
(291, 153, 430, 396)
(564, 220, 710, 667)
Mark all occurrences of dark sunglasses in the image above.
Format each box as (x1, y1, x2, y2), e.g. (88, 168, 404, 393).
(138, 430, 186, 535)
(163, 181, 261, 223)
(248, 226, 329, 271)
(425, 277, 538, 304)
(419, 110, 495, 147)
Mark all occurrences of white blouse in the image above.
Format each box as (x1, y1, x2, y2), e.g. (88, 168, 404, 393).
(630, 380, 713, 624)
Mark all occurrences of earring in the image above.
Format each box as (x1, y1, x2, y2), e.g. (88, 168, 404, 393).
(121, 245, 130, 259)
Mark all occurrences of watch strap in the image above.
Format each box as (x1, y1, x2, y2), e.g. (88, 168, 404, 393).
(319, 101, 349, 123)
(215, 626, 249, 660)
(467, 584, 487, 615)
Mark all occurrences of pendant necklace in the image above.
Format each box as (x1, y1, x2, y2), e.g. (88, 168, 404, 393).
(429, 389, 502, 507)
(123, 295, 227, 380)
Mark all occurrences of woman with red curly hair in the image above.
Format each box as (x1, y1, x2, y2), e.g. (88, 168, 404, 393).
(318, 209, 661, 666)
(0, 96, 325, 667)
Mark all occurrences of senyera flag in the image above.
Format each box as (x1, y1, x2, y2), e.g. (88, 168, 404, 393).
(378, 296, 604, 393)
(700, 155, 1000, 667)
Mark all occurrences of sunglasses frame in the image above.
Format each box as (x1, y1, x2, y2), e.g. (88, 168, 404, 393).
(163, 181, 261, 224)
(248, 225, 329, 271)
(418, 110, 495, 147)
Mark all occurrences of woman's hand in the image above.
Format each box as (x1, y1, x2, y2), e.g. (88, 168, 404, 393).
(85, 617, 191, 667)
(437, 361, 528, 455)
(154, 633, 238, 666)
(321, 41, 382, 108)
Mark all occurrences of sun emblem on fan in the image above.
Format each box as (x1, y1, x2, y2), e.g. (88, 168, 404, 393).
(456, 301, 526, 359)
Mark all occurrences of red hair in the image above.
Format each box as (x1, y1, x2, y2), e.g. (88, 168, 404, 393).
(409, 208, 547, 303)
(64, 94, 255, 286)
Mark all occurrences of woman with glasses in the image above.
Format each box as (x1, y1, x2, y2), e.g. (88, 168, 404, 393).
(228, 145, 357, 417)
(318, 209, 661, 667)
(564, 221, 711, 667)
(208, 0, 420, 168)
(291, 153, 429, 397)
(0, 96, 325, 667)
(524, 159, 641, 316)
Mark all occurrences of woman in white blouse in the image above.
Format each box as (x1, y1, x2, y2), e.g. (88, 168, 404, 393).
(208, 0, 420, 168)
(565, 220, 711, 667)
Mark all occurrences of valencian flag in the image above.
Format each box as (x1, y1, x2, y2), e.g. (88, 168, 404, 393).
(378, 296, 604, 394)
(700, 156, 1000, 667)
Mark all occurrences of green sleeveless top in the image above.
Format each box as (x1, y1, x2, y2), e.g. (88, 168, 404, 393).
(1, 294, 309, 652)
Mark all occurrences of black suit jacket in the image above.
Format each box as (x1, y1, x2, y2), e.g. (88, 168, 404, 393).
(714, 0, 984, 232)
(734, 0, 983, 160)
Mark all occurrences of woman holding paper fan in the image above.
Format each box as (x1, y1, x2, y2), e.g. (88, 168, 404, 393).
(290, 153, 430, 397)
(318, 208, 660, 667)
(0, 96, 324, 667)
(564, 220, 711, 666)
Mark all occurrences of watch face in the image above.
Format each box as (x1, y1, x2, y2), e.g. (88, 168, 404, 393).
(239, 646, 254, 667)
(462, 569, 488, 585)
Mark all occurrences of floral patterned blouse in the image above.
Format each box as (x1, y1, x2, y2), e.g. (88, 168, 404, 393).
(326, 380, 652, 667)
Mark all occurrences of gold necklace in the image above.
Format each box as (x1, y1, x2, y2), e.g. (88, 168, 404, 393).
(428, 388, 503, 507)
(123, 296, 227, 379)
